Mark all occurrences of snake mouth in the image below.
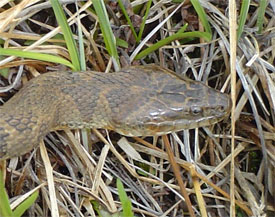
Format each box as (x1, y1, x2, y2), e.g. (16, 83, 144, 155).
(150, 115, 227, 136)
(142, 105, 231, 136)
(114, 112, 229, 137)
(109, 95, 231, 137)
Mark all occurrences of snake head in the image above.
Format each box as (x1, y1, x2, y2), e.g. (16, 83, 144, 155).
(108, 66, 231, 136)
(138, 84, 230, 136)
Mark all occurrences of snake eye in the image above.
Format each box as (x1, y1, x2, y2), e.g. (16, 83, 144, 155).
(191, 106, 202, 115)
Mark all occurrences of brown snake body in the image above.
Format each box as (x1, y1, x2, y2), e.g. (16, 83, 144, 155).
(0, 65, 231, 160)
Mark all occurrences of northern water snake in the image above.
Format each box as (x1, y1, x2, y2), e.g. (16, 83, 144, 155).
(0, 65, 231, 160)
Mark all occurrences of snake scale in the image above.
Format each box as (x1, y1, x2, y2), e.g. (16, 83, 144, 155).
(0, 65, 231, 160)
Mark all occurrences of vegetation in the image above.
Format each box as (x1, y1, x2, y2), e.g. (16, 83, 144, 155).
(0, 0, 273, 216)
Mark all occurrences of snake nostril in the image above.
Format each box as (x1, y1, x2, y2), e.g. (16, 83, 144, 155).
(219, 105, 226, 112)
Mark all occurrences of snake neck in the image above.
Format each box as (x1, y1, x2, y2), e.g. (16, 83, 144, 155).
(0, 96, 58, 160)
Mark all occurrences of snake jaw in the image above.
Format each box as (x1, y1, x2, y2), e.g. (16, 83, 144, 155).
(111, 108, 230, 137)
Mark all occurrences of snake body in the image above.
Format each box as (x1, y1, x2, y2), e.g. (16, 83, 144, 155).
(0, 65, 231, 160)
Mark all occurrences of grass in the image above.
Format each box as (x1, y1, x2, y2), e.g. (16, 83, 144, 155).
(0, 1, 273, 216)
(92, 0, 120, 70)
(50, 0, 81, 71)
(0, 170, 39, 217)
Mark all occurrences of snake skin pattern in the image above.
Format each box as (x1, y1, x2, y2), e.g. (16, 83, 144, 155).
(0, 65, 231, 160)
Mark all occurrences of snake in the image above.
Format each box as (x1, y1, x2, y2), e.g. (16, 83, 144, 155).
(0, 65, 231, 160)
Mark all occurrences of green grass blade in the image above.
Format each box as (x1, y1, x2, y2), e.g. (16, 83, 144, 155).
(117, 0, 138, 41)
(50, 0, 81, 71)
(92, 0, 120, 70)
(0, 48, 76, 70)
(256, 0, 267, 33)
(237, 0, 250, 40)
(190, 0, 212, 36)
(116, 37, 128, 48)
(178, 23, 188, 33)
(116, 179, 134, 217)
(135, 31, 211, 60)
(12, 191, 39, 217)
(0, 170, 13, 217)
(137, 0, 152, 42)
(0, 46, 9, 77)
(76, 7, 86, 71)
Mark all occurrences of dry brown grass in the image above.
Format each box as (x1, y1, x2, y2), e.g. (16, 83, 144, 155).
(0, 1, 274, 216)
